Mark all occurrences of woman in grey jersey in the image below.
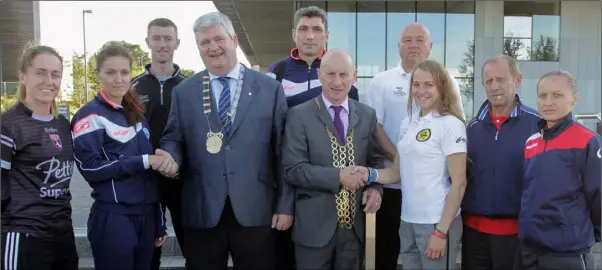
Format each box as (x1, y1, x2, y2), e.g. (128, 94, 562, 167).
(1, 45, 78, 270)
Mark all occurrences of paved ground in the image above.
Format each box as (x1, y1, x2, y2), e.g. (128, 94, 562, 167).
(70, 168, 173, 228)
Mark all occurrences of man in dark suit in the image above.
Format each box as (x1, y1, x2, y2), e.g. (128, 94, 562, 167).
(159, 11, 294, 270)
(282, 49, 384, 270)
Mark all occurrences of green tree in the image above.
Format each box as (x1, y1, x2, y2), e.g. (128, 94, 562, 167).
(180, 69, 195, 77)
(71, 41, 151, 103)
(0, 95, 17, 113)
(503, 33, 529, 60)
(531, 34, 559, 61)
(458, 39, 475, 104)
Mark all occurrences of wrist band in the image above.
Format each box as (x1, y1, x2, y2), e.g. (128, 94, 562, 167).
(432, 229, 447, 239)
(367, 168, 377, 184)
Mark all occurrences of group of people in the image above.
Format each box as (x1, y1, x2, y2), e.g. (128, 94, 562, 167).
(1, 5, 600, 270)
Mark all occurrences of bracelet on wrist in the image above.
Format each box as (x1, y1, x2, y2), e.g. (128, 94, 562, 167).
(432, 229, 447, 239)
(367, 168, 377, 184)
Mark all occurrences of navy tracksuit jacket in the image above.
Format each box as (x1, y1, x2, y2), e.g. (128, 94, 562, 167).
(521, 113, 601, 254)
(72, 91, 167, 270)
(265, 48, 359, 108)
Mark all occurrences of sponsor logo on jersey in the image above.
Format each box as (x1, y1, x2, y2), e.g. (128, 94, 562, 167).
(36, 157, 73, 199)
(48, 134, 62, 150)
(73, 119, 90, 134)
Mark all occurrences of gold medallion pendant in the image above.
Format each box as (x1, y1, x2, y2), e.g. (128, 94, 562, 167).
(206, 131, 224, 154)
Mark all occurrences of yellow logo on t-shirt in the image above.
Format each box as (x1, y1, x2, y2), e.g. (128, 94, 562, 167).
(416, 128, 431, 142)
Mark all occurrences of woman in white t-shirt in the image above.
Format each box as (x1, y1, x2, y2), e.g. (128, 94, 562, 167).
(355, 60, 467, 270)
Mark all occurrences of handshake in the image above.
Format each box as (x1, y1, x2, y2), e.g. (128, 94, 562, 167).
(339, 165, 373, 190)
(148, 149, 179, 178)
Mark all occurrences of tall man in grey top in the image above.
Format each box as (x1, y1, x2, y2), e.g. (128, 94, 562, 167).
(282, 49, 384, 270)
(159, 12, 294, 270)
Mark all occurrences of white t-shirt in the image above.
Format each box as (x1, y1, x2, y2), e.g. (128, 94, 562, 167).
(366, 62, 465, 189)
(397, 111, 467, 224)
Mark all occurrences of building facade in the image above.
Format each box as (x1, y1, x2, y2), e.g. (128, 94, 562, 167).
(216, 0, 601, 126)
(0, 1, 41, 96)
(300, 1, 600, 122)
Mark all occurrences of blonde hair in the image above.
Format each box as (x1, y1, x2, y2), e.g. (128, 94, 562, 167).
(408, 60, 464, 123)
(17, 44, 63, 115)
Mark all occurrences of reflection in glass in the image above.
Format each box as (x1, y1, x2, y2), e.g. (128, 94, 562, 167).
(326, 2, 357, 62)
(354, 77, 371, 104)
(386, 2, 415, 69)
(416, 1, 445, 64)
(531, 15, 560, 61)
(357, 2, 386, 77)
(455, 77, 474, 121)
(445, 1, 475, 78)
(503, 1, 560, 61)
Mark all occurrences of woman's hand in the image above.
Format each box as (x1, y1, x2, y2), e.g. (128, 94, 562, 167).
(155, 235, 167, 247)
(425, 231, 447, 261)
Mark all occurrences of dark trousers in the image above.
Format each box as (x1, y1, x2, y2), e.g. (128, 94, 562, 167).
(513, 243, 595, 270)
(275, 228, 296, 270)
(375, 187, 401, 270)
(295, 226, 363, 270)
(184, 197, 276, 270)
(151, 182, 186, 270)
(1, 230, 78, 270)
(461, 225, 518, 269)
(88, 206, 157, 270)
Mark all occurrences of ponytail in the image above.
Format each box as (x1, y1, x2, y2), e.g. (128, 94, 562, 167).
(122, 87, 145, 126)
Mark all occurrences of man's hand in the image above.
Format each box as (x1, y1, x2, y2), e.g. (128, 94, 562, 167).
(351, 166, 370, 182)
(340, 166, 365, 190)
(152, 149, 179, 177)
(271, 214, 294, 231)
(155, 236, 167, 247)
(362, 187, 382, 213)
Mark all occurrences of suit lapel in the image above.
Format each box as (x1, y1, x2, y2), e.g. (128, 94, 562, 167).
(229, 66, 256, 138)
(314, 97, 342, 144)
(348, 99, 359, 133)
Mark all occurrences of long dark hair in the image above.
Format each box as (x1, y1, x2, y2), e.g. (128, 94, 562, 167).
(95, 45, 144, 126)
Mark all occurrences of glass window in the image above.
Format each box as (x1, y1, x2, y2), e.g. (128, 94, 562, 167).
(386, 2, 415, 69)
(354, 77, 372, 104)
(503, 1, 560, 61)
(445, 1, 475, 78)
(298, 1, 326, 10)
(357, 2, 386, 77)
(455, 77, 475, 120)
(326, 2, 357, 62)
(417, 1, 445, 64)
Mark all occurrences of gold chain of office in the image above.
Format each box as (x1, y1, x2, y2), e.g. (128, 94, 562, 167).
(315, 97, 357, 229)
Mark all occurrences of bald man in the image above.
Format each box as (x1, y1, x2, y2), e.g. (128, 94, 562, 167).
(366, 22, 465, 270)
(282, 49, 384, 270)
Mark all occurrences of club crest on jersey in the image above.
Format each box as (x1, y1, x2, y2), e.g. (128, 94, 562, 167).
(48, 134, 62, 149)
(416, 128, 431, 142)
(143, 128, 150, 139)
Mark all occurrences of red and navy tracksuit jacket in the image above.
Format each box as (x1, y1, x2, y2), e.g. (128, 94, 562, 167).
(463, 96, 541, 230)
(72, 90, 167, 238)
(522, 113, 601, 254)
(265, 48, 359, 108)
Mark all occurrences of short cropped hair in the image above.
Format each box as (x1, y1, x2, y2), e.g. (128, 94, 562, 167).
(293, 6, 328, 30)
(147, 18, 178, 37)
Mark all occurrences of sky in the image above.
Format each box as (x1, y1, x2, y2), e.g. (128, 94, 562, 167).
(39, 1, 250, 93)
